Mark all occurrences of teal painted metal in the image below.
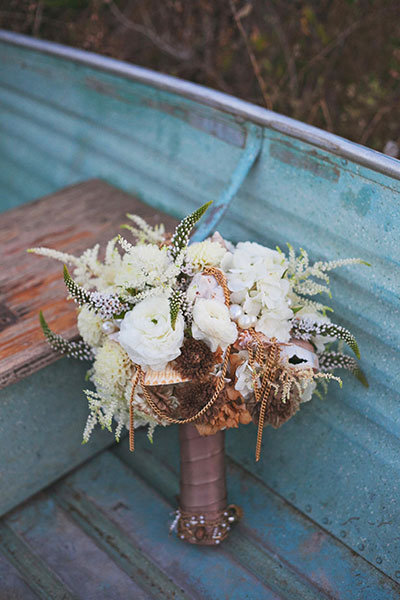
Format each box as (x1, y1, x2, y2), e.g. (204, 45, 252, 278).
(0, 30, 400, 594)
(192, 122, 263, 242)
(0, 359, 113, 517)
(115, 427, 400, 599)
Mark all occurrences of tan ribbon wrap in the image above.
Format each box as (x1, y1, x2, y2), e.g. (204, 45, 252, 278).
(177, 423, 241, 545)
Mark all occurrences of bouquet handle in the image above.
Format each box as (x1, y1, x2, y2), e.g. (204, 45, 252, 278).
(176, 424, 241, 545)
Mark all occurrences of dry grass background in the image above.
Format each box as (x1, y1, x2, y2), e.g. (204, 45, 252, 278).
(1, 0, 399, 154)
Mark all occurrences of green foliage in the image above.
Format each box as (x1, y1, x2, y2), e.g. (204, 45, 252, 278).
(63, 265, 91, 306)
(169, 289, 182, 329)
(39, 311, 93, 360)
(292, 319, 360, 359)
(319, 351, 368, 387)
(169, 201, 212, 260)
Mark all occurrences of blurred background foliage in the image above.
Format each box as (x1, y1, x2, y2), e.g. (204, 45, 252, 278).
(1, 0, 399, 154)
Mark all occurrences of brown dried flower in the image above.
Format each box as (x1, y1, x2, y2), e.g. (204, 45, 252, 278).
(246, 367, 300, 429)
(176, 377, 252, 436)
(174, 338, 216, 381)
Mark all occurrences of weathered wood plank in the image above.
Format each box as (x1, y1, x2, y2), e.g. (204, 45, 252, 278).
(0, 179, 176, 389)
(4, 492, 151, 600)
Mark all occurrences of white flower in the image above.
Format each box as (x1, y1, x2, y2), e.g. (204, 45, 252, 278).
(186, 241, 227, 271)
(187, 273, 225, 304)
(221, 242, 287, 294)
(221, 242, 292, 341)
(114, 244, 172, 291)
(118, 296, 184, 371)
(77, 305, 104, 348)
(192, 298, 238, 352)
(256, 306, 293, 342)
(234, 357, 254, 399)
(299, 380, 316, 403)
(92, 338, 132, 395)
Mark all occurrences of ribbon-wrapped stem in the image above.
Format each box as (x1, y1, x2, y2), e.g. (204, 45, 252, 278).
(177, 424, 241, 545)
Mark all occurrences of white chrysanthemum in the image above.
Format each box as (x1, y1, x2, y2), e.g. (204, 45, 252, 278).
(77, 305, 104, 348)
(92, 338, 132, 395)
(192, 298, 238, 352)
(118, 296, 185, 371)
(114, 244, 172, 290)
(186, 241, 227, 271)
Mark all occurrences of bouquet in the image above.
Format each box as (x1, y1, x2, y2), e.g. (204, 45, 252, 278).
(30, 202, 367, 545)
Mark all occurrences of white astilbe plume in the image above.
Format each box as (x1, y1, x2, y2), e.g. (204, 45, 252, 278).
(123, 213, 166, 244)
(285, 244, 367, 313)
(27, 247, 80, 266)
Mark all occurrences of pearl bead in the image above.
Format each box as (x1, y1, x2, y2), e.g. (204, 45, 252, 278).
(229, 304, 243, 321)
(248, 315, 257, 326)
(101, 321, 116, 335)
(238, 314, 253, 329)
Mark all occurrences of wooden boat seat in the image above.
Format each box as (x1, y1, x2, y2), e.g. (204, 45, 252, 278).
(0, 180, 398, 598)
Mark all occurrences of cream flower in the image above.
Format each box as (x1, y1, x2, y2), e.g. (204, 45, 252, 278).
(186, 241, 227, 271)
(92, 338, 132, 395)
(192, 298, 237, 352)
(77, 305, 104, 348)
(118, 296, 184, 371)
(114, 244, 171, 291)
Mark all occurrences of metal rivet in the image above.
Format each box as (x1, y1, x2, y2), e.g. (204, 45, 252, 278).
(395, 570, 400, 578)
(376, 557, 382, 564)
(358, 543, 365, 551)
(340, 530, 347, 538)
(305, 504, 312, 513)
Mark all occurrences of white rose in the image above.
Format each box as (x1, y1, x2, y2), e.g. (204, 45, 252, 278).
(192, 298, 238, 352)
(118, 296, 184, 371)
